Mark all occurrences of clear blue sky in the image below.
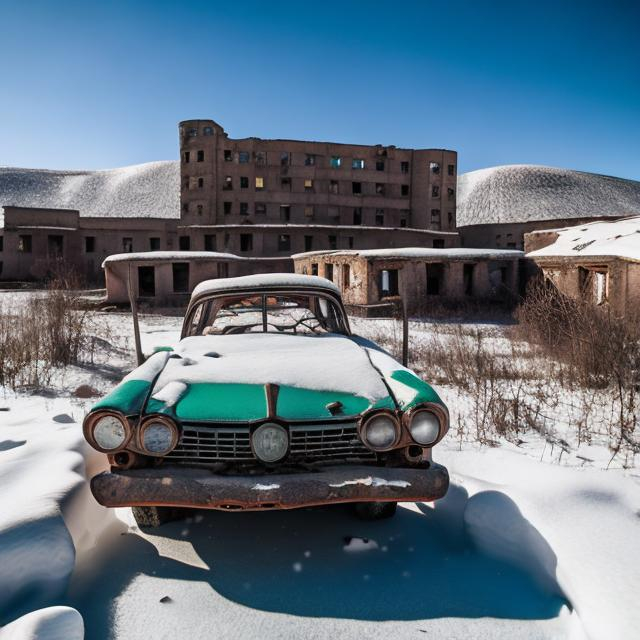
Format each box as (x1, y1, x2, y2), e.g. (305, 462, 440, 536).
(0, 0, 638, 179)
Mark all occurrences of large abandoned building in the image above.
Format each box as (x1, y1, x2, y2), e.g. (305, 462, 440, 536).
(2, 119, 640, 296)
(0, 118, 459, 283)
(292, 247, 524, 315)
(525, 216, 640, 317)
(457, 165, 640, 251)
(177, 118, 459, 255)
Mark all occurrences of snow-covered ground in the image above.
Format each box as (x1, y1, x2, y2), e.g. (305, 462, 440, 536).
(1, 296, 639, 639)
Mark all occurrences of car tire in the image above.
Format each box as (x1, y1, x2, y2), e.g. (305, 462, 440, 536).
(131, 506, 175, 528)
(353, 501, 397, 520)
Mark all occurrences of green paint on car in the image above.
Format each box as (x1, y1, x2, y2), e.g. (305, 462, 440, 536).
(174, 383, 268, 422)
(276, 386, 374, 420)
(92, 379, 152, 415)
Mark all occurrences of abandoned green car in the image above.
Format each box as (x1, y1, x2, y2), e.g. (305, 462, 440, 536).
(84, 274, 450, 527)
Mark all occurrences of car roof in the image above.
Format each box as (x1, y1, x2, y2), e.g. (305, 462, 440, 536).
(190, 273, 340, 299)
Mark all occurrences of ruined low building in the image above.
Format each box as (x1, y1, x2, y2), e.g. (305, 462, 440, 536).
(525, 216, 640, 317)
(102, 251, 290, 305)
(292, 247, 524, 315)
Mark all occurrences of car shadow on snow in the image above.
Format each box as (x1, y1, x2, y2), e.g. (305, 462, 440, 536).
(67, 484, 568, 638)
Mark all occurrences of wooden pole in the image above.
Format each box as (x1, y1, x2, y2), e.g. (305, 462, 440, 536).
(401, 297, 409, 367)
(127, 264, 145, 365)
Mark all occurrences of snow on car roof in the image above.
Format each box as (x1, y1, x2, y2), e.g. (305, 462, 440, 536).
(191, 273, 340, 298)
(292, 247, 524, 260)
(527, 216, 640, 262)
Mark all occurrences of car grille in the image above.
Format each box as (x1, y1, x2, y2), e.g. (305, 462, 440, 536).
(165, 421, 375, 465)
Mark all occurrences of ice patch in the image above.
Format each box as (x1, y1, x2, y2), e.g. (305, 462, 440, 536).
(252, 484, 280, 491)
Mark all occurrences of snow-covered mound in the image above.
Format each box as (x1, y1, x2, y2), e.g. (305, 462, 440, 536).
(0, 161, 180, 223)
(457, 165, 640, 227)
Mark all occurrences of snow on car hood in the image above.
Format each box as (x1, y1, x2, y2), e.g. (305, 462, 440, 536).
(151, 333, 389, 402)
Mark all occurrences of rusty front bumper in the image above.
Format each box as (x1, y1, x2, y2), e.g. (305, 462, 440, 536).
(90, 463, 449, 511)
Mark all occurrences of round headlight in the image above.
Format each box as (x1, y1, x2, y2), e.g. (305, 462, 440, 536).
(93, 414, 127, 451)
(408, 409, 441, 445)
(142, 421, 175, 455)
(252, 423, 288, 463)
(361, 413, 399, 451)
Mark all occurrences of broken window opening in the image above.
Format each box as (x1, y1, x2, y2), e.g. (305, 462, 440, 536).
(278, 234, 291, 252)
(280, 205, 291, 222)
(342, 264, 351, 288)
(463, 264, 475, 296)
(172, 263, 190, 293)
(426, 263, 444, 295)
(197, 150, 204, 162)
(179, 236, 191, 251)
(430, 162, 440, 174)
(240, 234, 253, 252)
(380, 269, 399, 297)
(138, 266, 155, 296)
(352, 181, 362, 195)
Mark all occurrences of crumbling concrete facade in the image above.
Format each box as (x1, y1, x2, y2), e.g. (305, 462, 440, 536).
(103, 252, 290, 305)
(292, 248, 524, 315)
(179, 119, 459, 256)
(0, 206, 176, 283)
(525, 221, 640, 318)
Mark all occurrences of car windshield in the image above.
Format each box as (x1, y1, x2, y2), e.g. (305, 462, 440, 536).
(185, 291, 348, 336)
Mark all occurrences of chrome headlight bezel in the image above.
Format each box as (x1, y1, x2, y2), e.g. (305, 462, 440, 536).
(402, 402, 449, 447)
(251, 422, 289, 463)
(83, 410, 131, 453)
(358, 410, 401, 452)
(138, 415, 179, 457)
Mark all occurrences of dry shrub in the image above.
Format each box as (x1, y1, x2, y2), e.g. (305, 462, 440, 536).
(515, 277, 640, 462)
(0, 271, 99, 390)
(411, 325, 549, 445)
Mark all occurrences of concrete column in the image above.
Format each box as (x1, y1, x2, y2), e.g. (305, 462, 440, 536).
(472, 261, 491, 298)
(444, 262, 463, 298)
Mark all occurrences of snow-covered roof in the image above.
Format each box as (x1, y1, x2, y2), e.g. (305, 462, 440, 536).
(457, 165, 640, 227)
(527, 216, 640, 263)
(103, 251, 245, 267)
(292, 247, 524, 260)
(0, 161, 180, 226)
(191, 273, 340, 298)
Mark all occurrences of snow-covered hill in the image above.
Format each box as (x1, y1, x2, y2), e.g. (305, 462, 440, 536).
(457, 165, 640, 227)
(0, 161, 180, 226)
